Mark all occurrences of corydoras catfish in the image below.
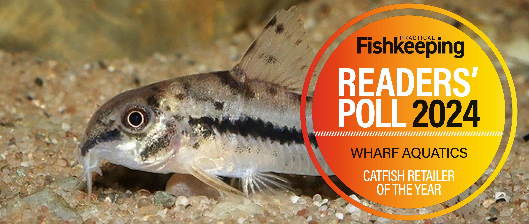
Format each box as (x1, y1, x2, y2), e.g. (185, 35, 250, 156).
(77, 7, 333, 198)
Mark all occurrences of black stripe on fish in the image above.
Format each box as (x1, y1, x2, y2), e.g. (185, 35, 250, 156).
(213, 71, 255, 100)
(139, 121, 178, 161)
(140, 133, 171, 161)
(80, 128, 122, 156)
(188, 116, 318, 147)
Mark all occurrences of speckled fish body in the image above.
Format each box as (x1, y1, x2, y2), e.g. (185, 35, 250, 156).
(78, 7, 332, 196)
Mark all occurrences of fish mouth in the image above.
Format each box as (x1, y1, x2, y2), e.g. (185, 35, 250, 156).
(76, 128, 124, 195)
(77, 135, 182, 198)
(76, 139, 134, 199)
(77, 145, 103, 199)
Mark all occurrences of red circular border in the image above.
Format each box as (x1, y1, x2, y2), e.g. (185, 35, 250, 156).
(300, 3, 516, 220)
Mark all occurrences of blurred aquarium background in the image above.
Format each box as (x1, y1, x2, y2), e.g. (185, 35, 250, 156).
(0, 0, 307, 61)
(0, 0, 528, 64)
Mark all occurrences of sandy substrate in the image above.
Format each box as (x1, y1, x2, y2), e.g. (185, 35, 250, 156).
(1, 0, 529, 223)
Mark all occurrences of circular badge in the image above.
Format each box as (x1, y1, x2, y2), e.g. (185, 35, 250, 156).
(301, 4, 516, 220)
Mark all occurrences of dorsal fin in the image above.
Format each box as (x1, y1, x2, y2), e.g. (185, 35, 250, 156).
(230, 6, 316, 95)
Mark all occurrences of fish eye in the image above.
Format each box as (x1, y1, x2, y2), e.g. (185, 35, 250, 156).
(128, 111, 143, 127)
(122, 106, 150, 131)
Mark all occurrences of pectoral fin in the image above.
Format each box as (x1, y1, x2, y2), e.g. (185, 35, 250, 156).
(186, 165, 244, 197)
(242, 171, 293, 196)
